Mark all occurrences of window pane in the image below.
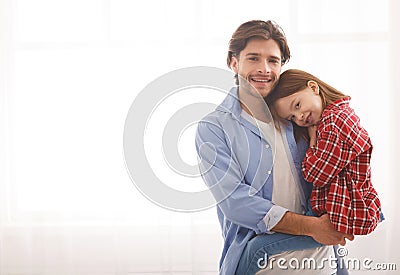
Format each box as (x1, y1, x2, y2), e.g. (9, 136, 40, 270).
(15, 0, 104, 43)
(297, 0, 389, 34)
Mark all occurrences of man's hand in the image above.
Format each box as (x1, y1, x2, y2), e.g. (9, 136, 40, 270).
(309, 214, 354, 246)
(272, 212, 354, 246)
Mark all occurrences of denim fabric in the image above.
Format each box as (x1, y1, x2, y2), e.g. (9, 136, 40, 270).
(235, 205, 348, 275)
(235, 233, 323, 275)
(235, 234, 349, 275)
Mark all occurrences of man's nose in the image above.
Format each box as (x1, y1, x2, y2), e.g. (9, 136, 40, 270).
(257, 60, 271, 74)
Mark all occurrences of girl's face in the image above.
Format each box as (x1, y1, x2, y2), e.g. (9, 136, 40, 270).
(274, 81, 323, 127)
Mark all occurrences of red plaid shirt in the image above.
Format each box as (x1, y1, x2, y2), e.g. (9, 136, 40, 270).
(302, 97, 382, 235)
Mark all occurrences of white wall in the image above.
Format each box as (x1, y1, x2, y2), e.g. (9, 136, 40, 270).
(1, 0, 399, 274)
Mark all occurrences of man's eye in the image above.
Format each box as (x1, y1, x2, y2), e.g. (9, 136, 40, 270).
(290, 115, 295, 121)
(270, 59, 279, 64)
(295, 102, 300, 109)
(248, 57, 257, 61)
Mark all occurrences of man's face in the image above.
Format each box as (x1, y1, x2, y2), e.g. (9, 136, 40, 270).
(231, 38, 283, 98)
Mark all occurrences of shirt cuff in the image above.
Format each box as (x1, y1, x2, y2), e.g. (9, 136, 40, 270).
(262, 205, 289, 234)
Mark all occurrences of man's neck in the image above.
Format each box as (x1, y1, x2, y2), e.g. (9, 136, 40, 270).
(238, 87, 271, 123)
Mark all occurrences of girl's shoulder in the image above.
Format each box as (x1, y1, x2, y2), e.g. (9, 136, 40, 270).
(322, 97, 356, 124)
(320, 105, 360, 136)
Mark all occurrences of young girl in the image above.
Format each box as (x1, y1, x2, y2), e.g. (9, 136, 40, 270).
(267, 69, 383, 235)
(236, 69, 384, 274)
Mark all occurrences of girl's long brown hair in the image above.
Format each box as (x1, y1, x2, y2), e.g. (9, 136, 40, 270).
(266, 69, 348, 141)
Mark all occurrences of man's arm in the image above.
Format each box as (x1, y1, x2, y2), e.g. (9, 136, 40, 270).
(272, 211, 354, 246)
(196, 119, 281, 234)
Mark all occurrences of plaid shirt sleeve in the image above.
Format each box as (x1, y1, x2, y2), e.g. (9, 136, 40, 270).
(302, 110, 369, 187)
(302, 124, 345, 186)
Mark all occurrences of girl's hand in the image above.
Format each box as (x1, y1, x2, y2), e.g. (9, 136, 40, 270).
(308, 125, 318, 147)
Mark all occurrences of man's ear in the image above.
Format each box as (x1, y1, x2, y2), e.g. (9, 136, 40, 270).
(230, 56, 239, 74)
(307, 80, 320, 95)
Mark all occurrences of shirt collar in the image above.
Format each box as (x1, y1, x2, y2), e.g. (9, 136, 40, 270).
(216, 86, 276, 142)
(216, 86, 242, 120)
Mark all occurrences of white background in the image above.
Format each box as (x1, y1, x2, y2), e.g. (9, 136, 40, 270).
(1, 0, 399, 274)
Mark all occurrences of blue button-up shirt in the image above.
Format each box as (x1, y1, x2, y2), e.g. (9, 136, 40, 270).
(195, 87, 313, 274)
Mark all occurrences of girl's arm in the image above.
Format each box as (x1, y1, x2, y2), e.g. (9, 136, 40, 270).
(302, 124, 352, 187)
(302, 107, 372, 187)
(308, 125, 318, 147)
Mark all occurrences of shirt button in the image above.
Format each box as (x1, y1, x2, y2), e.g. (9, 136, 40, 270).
(267, 170, 271, 174)
(265, 144, 270, 149)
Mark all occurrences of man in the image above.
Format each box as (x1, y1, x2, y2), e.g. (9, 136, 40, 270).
(195, 20, 353, 274)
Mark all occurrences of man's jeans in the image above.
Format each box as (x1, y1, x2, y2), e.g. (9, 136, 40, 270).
(235, 233, 348, 275)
